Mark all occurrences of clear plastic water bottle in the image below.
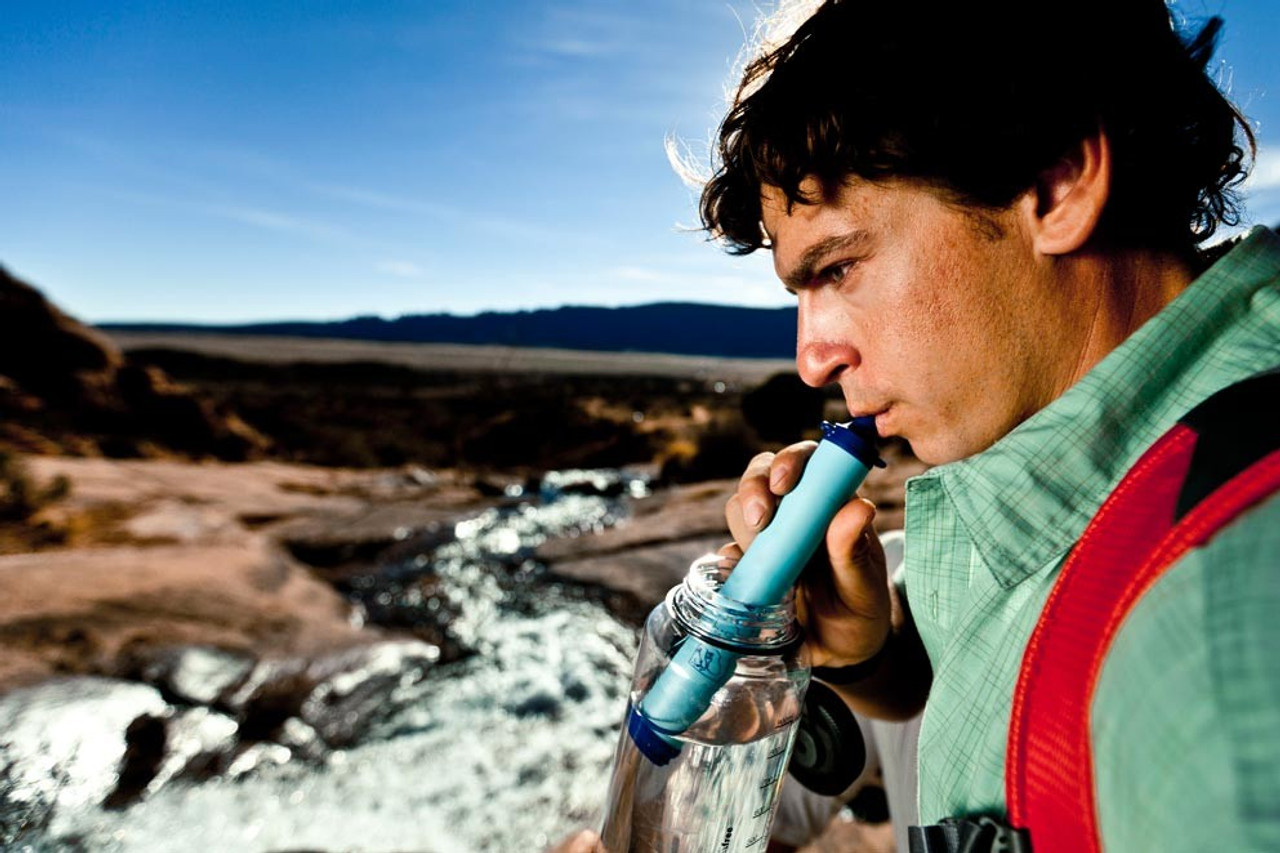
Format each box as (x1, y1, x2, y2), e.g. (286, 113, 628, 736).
(598, 420, 884, 851)
(598, 552, 809, 852)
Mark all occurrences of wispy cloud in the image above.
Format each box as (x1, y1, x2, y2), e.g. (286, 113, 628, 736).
(597, 256, 785, 307)
(303, 180, 576, 244)
(608, 266, 668, 282)
(306, 182, 458, 219)
(209, 204, 351, 241)
(523, 6, 645, 60)
(102, 185, 358, 245)
(376, 260, 425, 278)
(1237, 146, 1280, 228)
(1245, 146, 1280, 192)
(536, 37, 614, 59)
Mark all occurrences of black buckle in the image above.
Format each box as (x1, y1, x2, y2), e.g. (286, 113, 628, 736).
(908, 816, 1032, 853)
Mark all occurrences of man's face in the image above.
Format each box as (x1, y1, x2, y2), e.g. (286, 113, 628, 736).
(762, 177, 1088, 465)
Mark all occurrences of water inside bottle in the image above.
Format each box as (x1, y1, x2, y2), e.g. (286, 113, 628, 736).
(599, 693, 802, 852)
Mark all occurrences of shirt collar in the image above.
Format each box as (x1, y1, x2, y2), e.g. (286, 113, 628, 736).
(910, 226, 1280, 588)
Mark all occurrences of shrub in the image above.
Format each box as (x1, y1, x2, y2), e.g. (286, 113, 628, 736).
(0, 450, 70, 522)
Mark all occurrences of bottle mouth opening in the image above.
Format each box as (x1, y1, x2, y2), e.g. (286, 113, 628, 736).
(667, 553, 803, 654)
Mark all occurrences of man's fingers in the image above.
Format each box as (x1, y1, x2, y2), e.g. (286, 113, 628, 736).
(767, 440, 819, 496)
(798, 497, 876, 612)
(728, 451, 777, 548)
(732, 451, 778, 535)
(827, 497, 890, 636)
(717, 541, 745, 560)
(726, 494, 759, 551)
(826, 497, 879, 571)
(726, 441, 822, 547)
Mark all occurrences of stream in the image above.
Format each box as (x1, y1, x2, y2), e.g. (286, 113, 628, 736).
(1, 469, 654, 852)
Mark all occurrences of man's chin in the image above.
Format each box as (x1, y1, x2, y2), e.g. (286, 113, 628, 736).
(909, 430, 1000, 467)
(892, 427, 957, 466)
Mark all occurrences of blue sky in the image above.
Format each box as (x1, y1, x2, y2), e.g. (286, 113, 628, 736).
(3, 1, 1279, 324)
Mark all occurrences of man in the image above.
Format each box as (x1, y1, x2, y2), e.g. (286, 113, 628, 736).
(711, 0, 1278, 850)
(553, 0, 1276, 849)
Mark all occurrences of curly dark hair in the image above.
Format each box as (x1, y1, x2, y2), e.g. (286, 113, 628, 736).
(701, 0, 1255, 255)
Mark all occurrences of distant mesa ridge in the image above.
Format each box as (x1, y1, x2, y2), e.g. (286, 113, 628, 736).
(98, 303, 800, 360)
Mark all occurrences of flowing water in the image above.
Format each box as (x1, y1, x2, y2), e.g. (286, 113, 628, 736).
(0, 469, 656, 852)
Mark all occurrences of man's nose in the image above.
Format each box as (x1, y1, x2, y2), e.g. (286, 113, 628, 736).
(795, 295, 860, 388)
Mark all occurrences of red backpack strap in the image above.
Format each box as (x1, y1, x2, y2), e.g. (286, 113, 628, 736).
(1006, 370, 1280, 853)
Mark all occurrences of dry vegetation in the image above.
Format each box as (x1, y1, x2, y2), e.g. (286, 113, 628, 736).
(120, 344, 830, 481)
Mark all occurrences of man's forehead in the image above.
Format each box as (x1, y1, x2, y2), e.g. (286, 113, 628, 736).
(759, 184, 824, 251)
(759, 180, 866, 252)
(758, 176, 884, 240)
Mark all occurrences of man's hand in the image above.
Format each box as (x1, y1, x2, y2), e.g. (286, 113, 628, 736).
(725, 442, 929, 720)
(546, 829, 603, 853)
(725, 442, 890, 668)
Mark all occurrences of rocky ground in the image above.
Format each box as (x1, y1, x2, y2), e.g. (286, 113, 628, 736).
(0, 456, 488, 691)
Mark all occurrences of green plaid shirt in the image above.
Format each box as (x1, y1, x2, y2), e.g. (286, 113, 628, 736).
(903, 226, 1280, 849)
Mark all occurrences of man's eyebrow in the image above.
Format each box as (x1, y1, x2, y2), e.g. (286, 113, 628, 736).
(780, 231, 871, 290)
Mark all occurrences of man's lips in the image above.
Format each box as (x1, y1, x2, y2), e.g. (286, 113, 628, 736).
(847, 404, 892, 436)
(874, 408, 893, 437)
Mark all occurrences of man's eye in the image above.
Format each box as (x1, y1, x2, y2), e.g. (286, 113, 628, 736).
(814, 262, 852, 286)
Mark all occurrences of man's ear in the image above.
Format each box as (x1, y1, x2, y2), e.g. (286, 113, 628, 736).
(1031, 129, 1111, 256)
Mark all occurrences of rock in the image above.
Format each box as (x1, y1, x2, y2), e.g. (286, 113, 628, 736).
(103, 713, 168, 809)
(536, 480, 737, 622)
(229, 640, 442, 749)
(278, 506, 460, 577)
(150, 707, 240, 788)
(658, 417, 763, 484)
(0, 265, 268, 461)
(299, 641, 441, 747)
(547, 538, 729, 625)
(0, 536, 365, 691)
(0, 267, 122, 403)
(223, 656, 315, 740)
(128, 645, 256, 707)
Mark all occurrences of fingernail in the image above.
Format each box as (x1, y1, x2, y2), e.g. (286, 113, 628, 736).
(746, 501, 766, 529)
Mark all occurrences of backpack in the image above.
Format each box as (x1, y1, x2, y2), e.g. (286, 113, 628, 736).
(910, 369, 1280, 853)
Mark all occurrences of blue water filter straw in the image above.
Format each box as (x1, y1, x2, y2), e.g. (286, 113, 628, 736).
(627, 418, 884, 765)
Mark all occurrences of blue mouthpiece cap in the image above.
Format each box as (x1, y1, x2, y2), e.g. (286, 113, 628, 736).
(820, 419, 885, 469)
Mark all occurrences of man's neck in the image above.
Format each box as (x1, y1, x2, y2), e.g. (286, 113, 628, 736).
(1057, 247, 1196, 395)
